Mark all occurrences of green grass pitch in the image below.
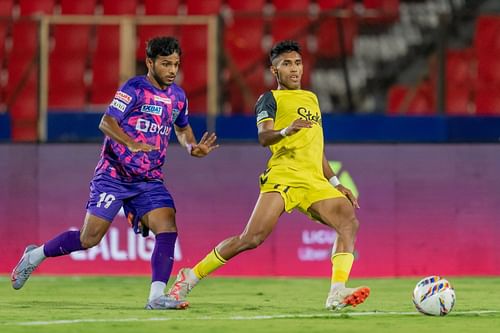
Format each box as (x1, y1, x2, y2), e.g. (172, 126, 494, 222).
(0, 276, 499, 333)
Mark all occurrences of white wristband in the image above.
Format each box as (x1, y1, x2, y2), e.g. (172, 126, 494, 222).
(329, 176, 341, 187)
(186, 144, 193, 155)
(279, 127, 288, 137)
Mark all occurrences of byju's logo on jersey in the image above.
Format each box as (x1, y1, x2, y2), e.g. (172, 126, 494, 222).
(135, 119, 170, 136)
(141, 104, 163, 116)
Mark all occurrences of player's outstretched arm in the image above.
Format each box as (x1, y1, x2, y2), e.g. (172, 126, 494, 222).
(257, 118, 313, 147)
(99, 115, 158, 152)
(322, 154, 360, 209)
(174, 124, 219, 158)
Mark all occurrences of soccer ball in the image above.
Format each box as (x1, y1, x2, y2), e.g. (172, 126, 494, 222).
(412, 276, 456, 316)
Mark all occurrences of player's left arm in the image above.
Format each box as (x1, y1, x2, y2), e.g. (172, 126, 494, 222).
(174, 124, 219, 158)
(322, 154, 360, 209)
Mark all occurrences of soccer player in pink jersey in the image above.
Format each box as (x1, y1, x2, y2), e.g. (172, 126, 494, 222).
(11, 37, 218, 310)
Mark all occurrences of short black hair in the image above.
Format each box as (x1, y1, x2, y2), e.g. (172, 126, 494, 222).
(269, 40, 301, 63)
(146, 36, 182, 59)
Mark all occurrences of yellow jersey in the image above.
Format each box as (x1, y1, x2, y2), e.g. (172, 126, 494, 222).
(255, 89, 324, 186)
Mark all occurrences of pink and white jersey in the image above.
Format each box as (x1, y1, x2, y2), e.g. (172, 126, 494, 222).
(94, 76, 189, 182)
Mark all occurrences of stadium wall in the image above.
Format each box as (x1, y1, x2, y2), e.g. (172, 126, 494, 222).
(1, 144, 499, 277)
(38, 113, 500, 142)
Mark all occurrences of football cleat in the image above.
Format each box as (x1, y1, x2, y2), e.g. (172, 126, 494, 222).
(11, 245, 40, 290)
(325, 286, 370, 310)
(167, 268, 197, 301)
(145, 295, 189, 310)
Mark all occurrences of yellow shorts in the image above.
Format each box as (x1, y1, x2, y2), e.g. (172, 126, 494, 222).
(259, 167, 345, 219)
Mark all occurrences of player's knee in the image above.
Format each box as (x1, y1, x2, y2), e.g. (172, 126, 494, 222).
(80, 235, 101, 249)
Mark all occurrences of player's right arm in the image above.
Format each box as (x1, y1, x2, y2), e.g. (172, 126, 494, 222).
(257, 118, 313, 146)
(255, 92, 312, 147)
(99, 115, 158, 152)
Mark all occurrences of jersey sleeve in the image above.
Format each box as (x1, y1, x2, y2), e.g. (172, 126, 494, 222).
(174, 97, 189, 128)
(104, 82, 138, 122)
(255, 91, 277, 125)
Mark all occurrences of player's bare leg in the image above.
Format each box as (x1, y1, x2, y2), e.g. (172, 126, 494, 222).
(11, 214, 109, 290)
(308, 197, 370, 310)
(168, 192, 284, 301)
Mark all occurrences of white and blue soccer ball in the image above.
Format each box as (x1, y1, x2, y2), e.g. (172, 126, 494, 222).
(412, 276, 456, 316)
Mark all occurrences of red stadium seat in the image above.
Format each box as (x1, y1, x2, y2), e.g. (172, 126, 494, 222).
(317, 0, 355, 10)
(95, 25, 120, 57)
(0, 0, 14, 16)
(363, 0, 399, 24)
(477, 53, 500, 85)
(225, 17, 265, 69)
(179, 25, 208, 113)
(136, 25, 177, 60)
(0, 23, 8, 62)
(8, 71, 38, 141)
(185, 0, 222, 15)
(446, 48, 475, 86)
(48, 56, 86, 109)
(144, 0, 180, 15)
(60, 0, 97, 14)
(270, 17, 310, 44)
(102, 0, 138, 15)
(446, 84, 473, 115)
(226, 0, 266, 12)
(474, 16, 500, 56)
(271, 0, 310, 11)
(316, 16, 357, 58)
(52, 25, 92, 58)
(90, 58, 119, 105)
(475, 85, 500, 115)
(6, 53, 37, 99)
(19, 0, 55, 15)
(11, 21, 38, 56)
(226, 65, 266, 114)
(387, 83, 435, 115)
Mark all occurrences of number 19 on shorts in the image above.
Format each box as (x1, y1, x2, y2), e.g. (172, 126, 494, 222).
(97, 192, 116, 209)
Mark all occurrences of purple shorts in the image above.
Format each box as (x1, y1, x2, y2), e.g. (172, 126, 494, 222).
(86, 174, 175, 233)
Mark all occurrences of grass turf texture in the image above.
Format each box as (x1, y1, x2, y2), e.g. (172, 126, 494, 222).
(0, 276, 499, 333)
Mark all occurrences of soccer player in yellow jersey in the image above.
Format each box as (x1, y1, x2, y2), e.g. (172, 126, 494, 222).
(168, 40, 370, 310)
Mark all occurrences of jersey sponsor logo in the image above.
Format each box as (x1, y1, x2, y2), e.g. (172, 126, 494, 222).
(135, 118, 171, 136)
(140, 104, 163, 116)
(114, 91, 132, 104)
(154, 95, 171, 104)
(257, 110, 270, 122)
(110, 99, 127, 112)
(297, 107, 321, 124)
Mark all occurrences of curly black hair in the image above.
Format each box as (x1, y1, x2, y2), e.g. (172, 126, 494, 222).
(269, 40, 301, 63)
(146, 36, 182, 59)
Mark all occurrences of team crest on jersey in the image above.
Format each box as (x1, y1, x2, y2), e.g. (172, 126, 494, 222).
(172, 109, 180, 122)
(141, 104, 163, 115)
(114, 91, 132, 104)
(154, 95, 171, 104)
(110, 99, 127, 112)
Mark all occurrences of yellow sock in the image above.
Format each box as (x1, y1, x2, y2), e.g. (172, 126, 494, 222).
(192, 248, 227, 279)
(331, 252, 354, 284)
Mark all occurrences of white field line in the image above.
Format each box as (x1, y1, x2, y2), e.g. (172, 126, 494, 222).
(4, 310, 499, 326)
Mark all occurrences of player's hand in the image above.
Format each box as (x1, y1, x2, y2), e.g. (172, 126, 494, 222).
(335, 184, 360, 209)
(284, 119, 313, 136)
(190, 132, 219, 157)
(127, 141, 159, 153)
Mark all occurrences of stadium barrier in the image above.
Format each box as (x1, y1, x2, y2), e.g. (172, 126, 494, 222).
(1, 144, 499, 277)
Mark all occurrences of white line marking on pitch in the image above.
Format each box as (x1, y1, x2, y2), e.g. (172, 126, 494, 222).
(5, 310, 499, 326)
